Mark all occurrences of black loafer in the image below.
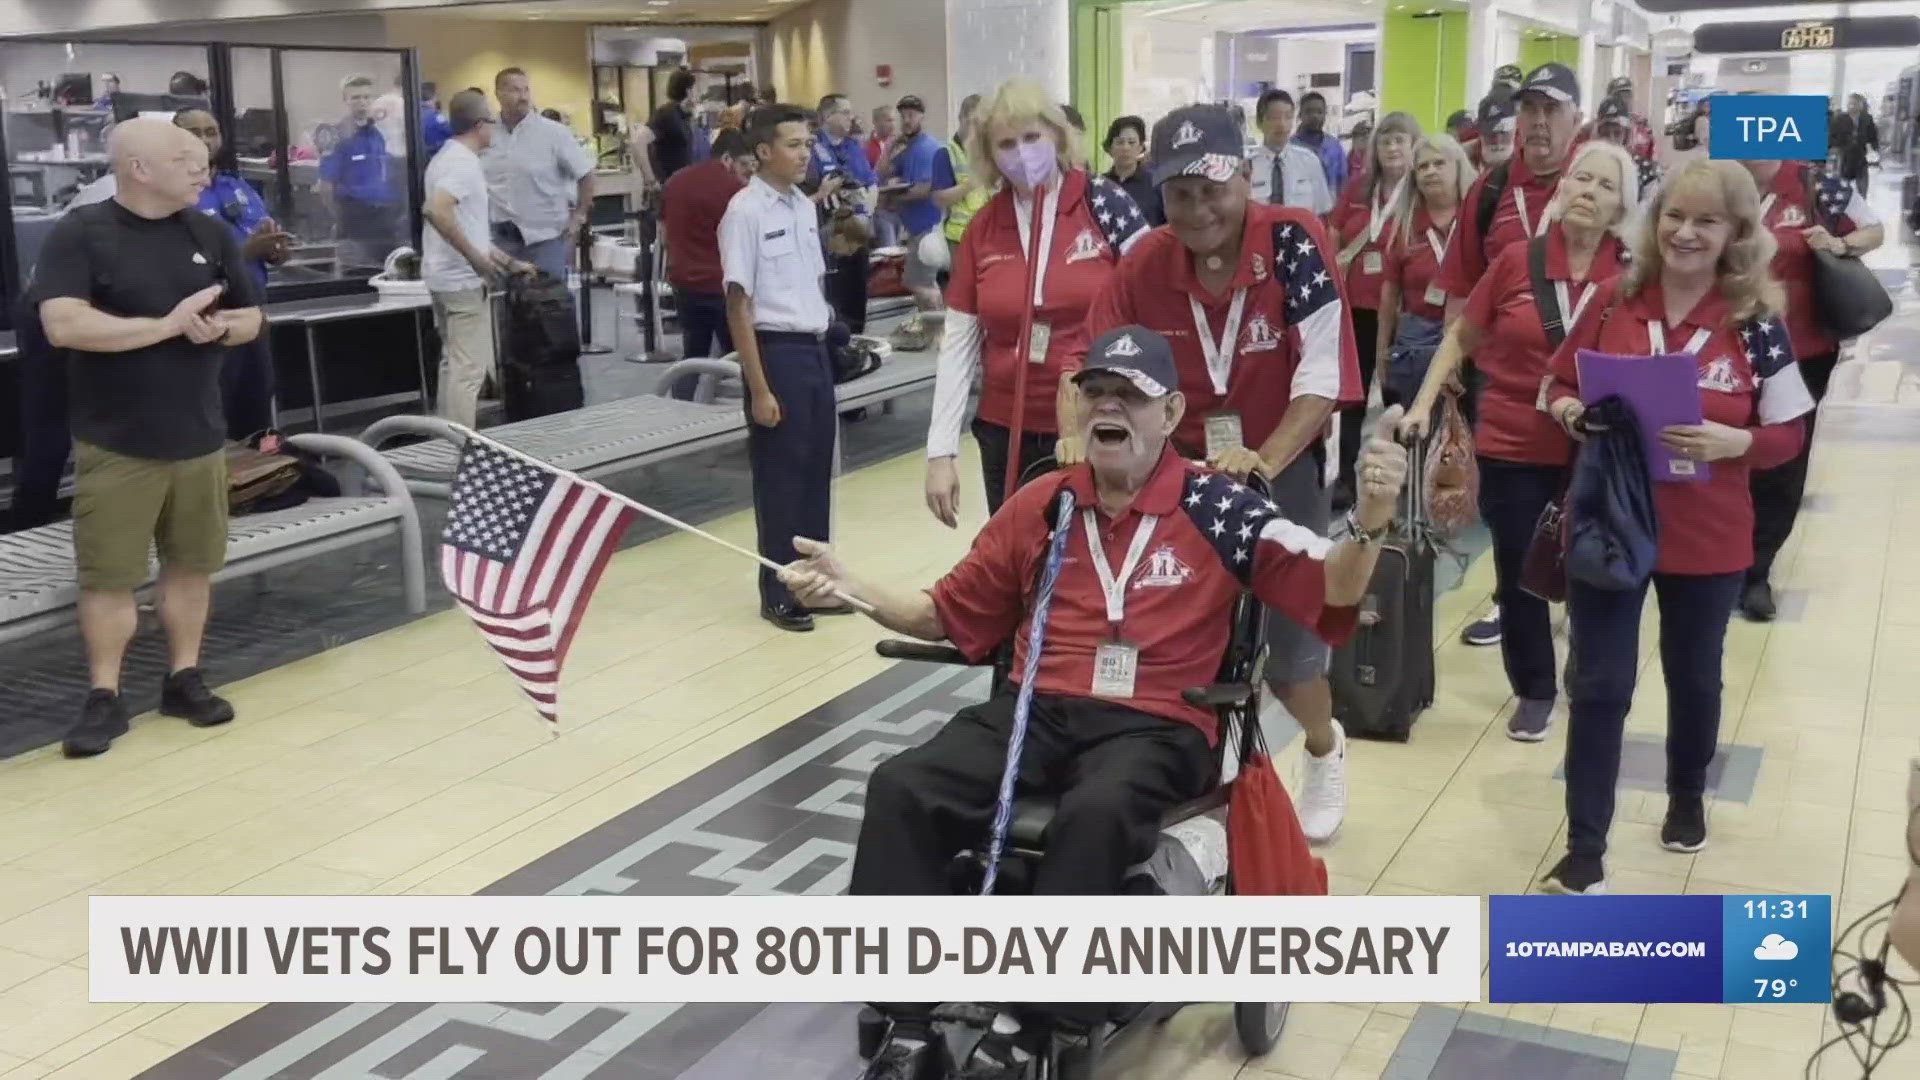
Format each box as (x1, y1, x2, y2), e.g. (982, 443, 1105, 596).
(761, 603, 815, 632)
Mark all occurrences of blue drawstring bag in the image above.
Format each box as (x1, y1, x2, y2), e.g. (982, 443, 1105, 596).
(1566, 396, 1660, 591)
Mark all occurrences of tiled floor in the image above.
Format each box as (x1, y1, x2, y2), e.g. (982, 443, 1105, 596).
(2, 230, 1919, 1080)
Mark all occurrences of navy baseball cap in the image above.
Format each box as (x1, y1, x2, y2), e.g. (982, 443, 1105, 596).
(896, 95, 925, 114)
(1446, 109, 1473, 131)
(1596, 96, 1630, 125)
(1076, 326, 1179, 398)
(1493, 64, 1525, 90)
(1478, 87, 1517, 130)
(1519, 62, 1580, 107)
(1149, 104, 1246, 187)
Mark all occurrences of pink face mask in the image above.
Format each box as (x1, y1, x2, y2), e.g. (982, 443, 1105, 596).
(995, 138, 1058, 192)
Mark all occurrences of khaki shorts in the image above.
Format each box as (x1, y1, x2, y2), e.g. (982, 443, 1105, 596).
(72, 442, 229, 591)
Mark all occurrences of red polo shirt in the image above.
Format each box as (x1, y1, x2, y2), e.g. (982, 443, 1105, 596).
(1087, 201, 1360, 457)
(1458, 222, 1625, 466)
(1437, 152, 1566, 298)
(1755, 165, 1875, 362)
(948, 170, 1147, 435)
(1548, 281, 1810, 576)
(927, 447, 1359, 741)
(1382, 204, 1457, 323)
(1328, 177, 1406, 311)
(661, 159, 744, 295)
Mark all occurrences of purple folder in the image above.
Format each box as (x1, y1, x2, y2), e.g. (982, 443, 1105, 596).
(1574, 350, 1706, 483)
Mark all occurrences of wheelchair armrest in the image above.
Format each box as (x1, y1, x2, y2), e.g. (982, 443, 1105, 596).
(875, 640, 977, 666)
(1182, 682, 1255, 708)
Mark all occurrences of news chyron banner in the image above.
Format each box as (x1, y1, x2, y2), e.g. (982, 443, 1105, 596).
(1490, 895, 1831, 1004)
(90, 895, 1482, 1004)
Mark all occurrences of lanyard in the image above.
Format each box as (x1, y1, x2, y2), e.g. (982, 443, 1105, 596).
(1368, 176, 1407, 245)
(1511, 187, 1552, 239)
(1425, 219, 1456, 263)
(1647, 321, 1713, 356)
(1189, 289, 1249, 395)
(1083, 510, 1159, 631)
(1013, 185, 1061, 306)
(1758, 192, 1777, 223)
(1554, 280, 1598, 330)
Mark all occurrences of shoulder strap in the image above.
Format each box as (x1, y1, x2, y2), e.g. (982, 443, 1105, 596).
(180, 208, 230, 271)
(1526, 235, 1566, 347)
(79, 205, 120, 297)
(1477, 162, 1511, 257)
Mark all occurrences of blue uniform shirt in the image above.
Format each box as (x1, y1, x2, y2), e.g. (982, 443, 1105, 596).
(422, 105, 452, 156)
(896, 131, 945, 236)
(321, 121, 394, 204)
(809, 130, 879, 213)
(197, 172, 272, 288)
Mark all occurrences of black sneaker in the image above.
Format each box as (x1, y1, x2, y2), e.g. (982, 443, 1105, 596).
(1506, 697, 1554, 742)
(159, 667, 235, 728)
(1739, 580, 1777, 622)
(864, 1026, 941, 1080)
(1540, 853, 1607, 894)
(1462, 606, 1502, 646)
(1661, 796, 1709, 853)
(63, 689, 131, 758)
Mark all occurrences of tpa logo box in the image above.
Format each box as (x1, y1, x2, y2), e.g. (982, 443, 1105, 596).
(1708, 95, 1829, 161)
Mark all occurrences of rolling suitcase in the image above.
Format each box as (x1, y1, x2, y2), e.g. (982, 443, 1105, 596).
(1330, 434, 1436, 742)
(500, 272, 585, 422)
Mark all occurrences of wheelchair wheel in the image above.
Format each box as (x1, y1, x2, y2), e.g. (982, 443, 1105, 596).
(1233, 1001, 1288, 1056)
(856, 1006, 887, 1060)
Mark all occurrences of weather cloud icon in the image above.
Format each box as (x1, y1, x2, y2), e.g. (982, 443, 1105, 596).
(1754, 934, 1799, 961)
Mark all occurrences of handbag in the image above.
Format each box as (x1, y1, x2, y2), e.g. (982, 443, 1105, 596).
(225, 437, 302, 515)
(1518, 496, 1568, 603)
(1423, 389, 1479, 539)
(1802, 165, 1893, 339)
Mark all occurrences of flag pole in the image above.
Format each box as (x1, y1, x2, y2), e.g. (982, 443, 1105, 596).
(447, 426, 876, 615)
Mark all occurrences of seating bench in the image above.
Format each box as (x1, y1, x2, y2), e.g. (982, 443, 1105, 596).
(0, 434, 426, 648)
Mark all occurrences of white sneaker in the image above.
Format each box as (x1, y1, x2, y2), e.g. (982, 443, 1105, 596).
(1297, 721, 1348, 843)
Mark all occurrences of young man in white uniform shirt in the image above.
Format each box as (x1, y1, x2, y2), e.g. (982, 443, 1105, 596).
(422, 90, 527, 427)
(1248, 89, 1334, 213)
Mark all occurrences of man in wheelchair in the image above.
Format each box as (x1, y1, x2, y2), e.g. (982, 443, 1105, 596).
(780, 326, 1410, 1079)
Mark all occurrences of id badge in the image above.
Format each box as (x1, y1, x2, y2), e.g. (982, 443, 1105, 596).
(1204, 412, 1245, 459)
(1362, 251, 1384, 276)
(1536, 375, 1554, 412)
(1092, 640, 1139, 698)
(1027, 320, 1052, 364)
(1424, 284, 1448, 308)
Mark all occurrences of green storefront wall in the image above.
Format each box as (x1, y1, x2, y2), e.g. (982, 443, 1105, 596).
(1518, 33, 1580, 73)
(1378, 11, 1469, 137)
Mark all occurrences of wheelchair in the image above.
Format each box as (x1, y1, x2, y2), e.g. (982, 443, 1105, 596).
(853, 463, 1293, 1079)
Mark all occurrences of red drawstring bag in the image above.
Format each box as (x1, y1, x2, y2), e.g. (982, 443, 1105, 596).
(1227, 738, 1328, 896)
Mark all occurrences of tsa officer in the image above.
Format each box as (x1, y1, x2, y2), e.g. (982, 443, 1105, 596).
(321, 74, 402, 271)
(175, 107, 291, 439)
(722, 105, 842, 632)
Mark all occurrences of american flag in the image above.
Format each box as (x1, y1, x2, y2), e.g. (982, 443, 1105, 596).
(1272, 220, 1340, 324)
(1089, 176, 1150, 254)
(1739, 316, 1795, 379)
(1178, 468, 1330, 581)
(439, 438, 637, 725)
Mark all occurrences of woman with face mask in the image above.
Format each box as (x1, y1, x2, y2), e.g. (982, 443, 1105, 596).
(1327, 111, 1421, 507)
(1399, 141, 1636, 746)
(924, 78, 1149, 526)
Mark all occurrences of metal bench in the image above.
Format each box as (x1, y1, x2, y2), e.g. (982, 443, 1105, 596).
(360, 349, 939, 498)
(0, 434, 426, 648)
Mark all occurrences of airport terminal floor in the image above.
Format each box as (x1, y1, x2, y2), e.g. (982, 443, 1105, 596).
(4, 199, 1920, 1080)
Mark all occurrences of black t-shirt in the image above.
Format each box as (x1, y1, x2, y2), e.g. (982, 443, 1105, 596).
(29, 200, 263, 461)
(649, 102, 694, 182)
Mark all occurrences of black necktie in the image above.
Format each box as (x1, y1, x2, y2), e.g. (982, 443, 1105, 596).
(1270, 153, 1285, 205)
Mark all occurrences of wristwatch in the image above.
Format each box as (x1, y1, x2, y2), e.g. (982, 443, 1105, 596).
(1345, 509, 1391, 545)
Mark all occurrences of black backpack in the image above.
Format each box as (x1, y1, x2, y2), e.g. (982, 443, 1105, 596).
(502, 272, 582, 371)
(68, 201, 234, 303)
(1475, 161, 1511, 263)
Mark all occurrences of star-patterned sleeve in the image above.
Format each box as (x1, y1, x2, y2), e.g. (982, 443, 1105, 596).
(1272, 212, 1359, 404)
(1741, 315, 1810, 468)
(1178, 468, 1360, 646)
(1815, 172, 1879, 233)
(1088, 175, 1149, 256)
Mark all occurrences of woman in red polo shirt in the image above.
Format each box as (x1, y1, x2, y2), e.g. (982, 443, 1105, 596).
(1735, 157, 1883, 621)
(1399, 140, 1635, 745)
(1327, 111, 1420, 504)
(1377, 134, 1474, 407)
(925, 78, 1148, 526)
(1540, 159, 1814, 895)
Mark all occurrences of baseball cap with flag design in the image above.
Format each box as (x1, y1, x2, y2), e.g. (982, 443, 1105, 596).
(1075, 326, 1180, 398)
(1149, 104, 1245, 187)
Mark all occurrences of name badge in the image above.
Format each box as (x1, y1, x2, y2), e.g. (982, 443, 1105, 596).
(1536, 375, 1554, 412)
(351, 154, 367, 161)
(1027, 320, 1052, 365)
(1362, 251, 1384, 276)
(1204, 412, 1245, 459)
(1092, 640, 1139, 699)
(1424, 284, 1448, 308)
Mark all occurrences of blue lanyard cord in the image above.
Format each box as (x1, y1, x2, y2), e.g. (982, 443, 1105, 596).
(979, 490, 1078, 895)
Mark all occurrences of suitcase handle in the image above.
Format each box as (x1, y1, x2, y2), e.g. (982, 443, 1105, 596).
(1392, 425, 1429, 533)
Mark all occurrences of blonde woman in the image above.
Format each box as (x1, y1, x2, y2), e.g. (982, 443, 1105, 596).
(924, 78, 1148, 525)
(1327, 110, 1420, 503)
(1377, 133, 1475, 406)
(1536, 160, 1813, 894)
(1400, 140, 1636, 746)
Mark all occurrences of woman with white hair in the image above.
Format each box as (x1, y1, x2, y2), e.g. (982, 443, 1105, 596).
(1376, 133, 1475, 407)
(924, 77, 1148, 526)
(1538, 159, 1813, 893)
(1400, 140, 1637, 745)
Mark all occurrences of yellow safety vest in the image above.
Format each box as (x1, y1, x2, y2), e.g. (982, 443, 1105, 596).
(944, 137, 989, 243)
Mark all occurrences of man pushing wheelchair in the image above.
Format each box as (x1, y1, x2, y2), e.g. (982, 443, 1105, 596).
(780, 326, 1411, 1080)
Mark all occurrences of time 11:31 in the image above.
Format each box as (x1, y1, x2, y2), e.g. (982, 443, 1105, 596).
(1745, 900, 1810, 919)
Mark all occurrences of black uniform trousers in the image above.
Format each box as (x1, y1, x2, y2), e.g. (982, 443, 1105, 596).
(220, 333, 277, 441)
(826, 245, 870, 334)
(1749, 350, 1837, 586)
(970, 417, 1055, 517)
(1335, 307, 1381, 497)
(853, 691, 1214, 1029)
(747, 330, 836, 610)
(8, 318, 69, 533)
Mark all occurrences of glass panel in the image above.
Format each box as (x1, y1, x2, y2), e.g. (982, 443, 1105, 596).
(2, 40, 210, 284)
(276, 48, 413, 281)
